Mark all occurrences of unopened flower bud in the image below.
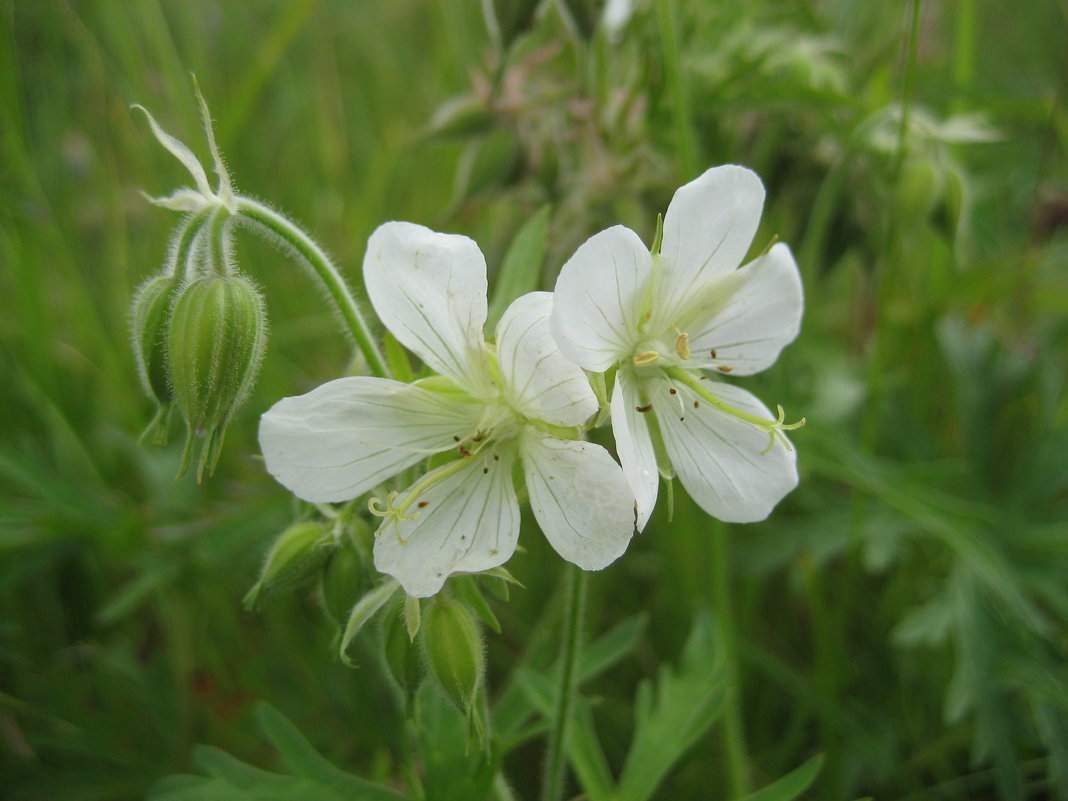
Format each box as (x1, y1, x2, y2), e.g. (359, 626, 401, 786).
(381, 601, 424, 702)
(320, 521, 371, 626)
(130, 272, 181, 444)
(168, 273, 267, 480)
(420, 597, 485, 717)
(243, 521, 334, 611)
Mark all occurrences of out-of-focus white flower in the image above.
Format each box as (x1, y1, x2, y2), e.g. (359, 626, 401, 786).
(551, 165, 804, 527)
(260, 222, 635, 597)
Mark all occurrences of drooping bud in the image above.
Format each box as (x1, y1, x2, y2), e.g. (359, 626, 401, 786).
(130, 271, 181, 444)
(381, 601, 424, 703)
(420, 597, 485, 720)
(320, 520, 372, 626)
(167, 272, 268, 480)
(243, 521, 335, 611)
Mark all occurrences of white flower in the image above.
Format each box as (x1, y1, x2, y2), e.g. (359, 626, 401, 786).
(551, 165, 804, 527)
(259, 222, 636, 597)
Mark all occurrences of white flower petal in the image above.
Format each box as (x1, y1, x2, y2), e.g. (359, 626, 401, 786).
(496, 292, 598, 427)
(685, 243, 803, 376)
(653, 375, 797, 523)
(374, 449, 520, 597)
(131, 104, 214, 199)
(259, 377, 479, 503)
(655, 165, 765, 327)
(551, 225, 652, 372)
(521, 432, 634, 570)
(364, 222, 489, 390)
(611, 369, 659, 531)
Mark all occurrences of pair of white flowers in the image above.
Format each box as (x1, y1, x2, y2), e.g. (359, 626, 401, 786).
(260, 166, 803, 597)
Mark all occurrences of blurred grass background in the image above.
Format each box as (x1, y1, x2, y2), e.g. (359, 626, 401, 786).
(2, 0, 1067, 799)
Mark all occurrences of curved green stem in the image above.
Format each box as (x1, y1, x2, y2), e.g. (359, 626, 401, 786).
(166, 207, 213, 279)
(206, 206, 233, 276)
(234, 196, 389, 378)
(542, 565, 587, 801)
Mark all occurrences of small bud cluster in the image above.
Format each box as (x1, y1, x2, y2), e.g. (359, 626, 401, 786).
(130, 209, 268, 480)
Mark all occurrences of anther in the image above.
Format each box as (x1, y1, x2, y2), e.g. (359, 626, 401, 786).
(675, 332, 690, 361)
(633, 351, 660, 366)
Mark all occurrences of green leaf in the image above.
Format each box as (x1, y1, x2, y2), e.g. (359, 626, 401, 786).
(148, 706, 410, 801)
(738, 754, 824, 801)
(486, 205, 551, 328)
(515, 668, 616, 801)
(578, 613, 648, 682)
(254, 702, 410, 800)
(616, 613, 727, 801)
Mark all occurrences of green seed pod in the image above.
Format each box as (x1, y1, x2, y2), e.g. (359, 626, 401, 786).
(243, 521, 334, 611)
(420, 597, 485, 716)
(130, 272, 181, 444)
(381, 601, 424, 702)
(168, 273, 268, 480)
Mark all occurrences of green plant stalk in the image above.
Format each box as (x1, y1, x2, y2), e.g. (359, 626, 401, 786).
(656, 0, 699, 178)
(168, 207, 213, 279)
(711, 520, 751, 798)
(951, 0, 975, 114)
(206, 207, 233, 276)
(542, 565, 587, 801)
(235, 197, 389, 378)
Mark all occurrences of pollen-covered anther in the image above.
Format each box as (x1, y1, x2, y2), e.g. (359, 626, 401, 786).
(675, 332, 690, 360)
(633, 350, 661, 366)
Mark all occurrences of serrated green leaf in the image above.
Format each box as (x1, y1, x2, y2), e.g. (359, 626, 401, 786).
(253, 702, 409, 800)
(616, 613, 727, 801)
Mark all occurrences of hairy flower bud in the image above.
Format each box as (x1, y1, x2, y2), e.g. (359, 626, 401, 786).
(420, 597, 485, 718)
(381, 601, 424, 702)
(168, 273, 268, 480)
(130, 272, 181, 444)
(242, 521, 334, 611)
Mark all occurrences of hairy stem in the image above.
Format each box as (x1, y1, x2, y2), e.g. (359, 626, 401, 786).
(235, 196, 389, 378)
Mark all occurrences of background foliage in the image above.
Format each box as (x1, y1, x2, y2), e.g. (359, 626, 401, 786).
(2, 0, 1067, 799)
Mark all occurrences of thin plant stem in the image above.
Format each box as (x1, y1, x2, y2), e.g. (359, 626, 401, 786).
(234, 196, 390, 378)
(656, 0, 699, 178)
(541, 565, 587, 801)
(711, 520, 751, 798)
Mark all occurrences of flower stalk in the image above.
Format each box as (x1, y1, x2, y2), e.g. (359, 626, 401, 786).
(542, 564, 587, 801)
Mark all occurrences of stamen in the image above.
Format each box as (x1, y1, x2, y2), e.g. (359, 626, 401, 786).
(665, 367, 806, 455)
(633, 350, 661, 366)
(675, 332, 690, 360)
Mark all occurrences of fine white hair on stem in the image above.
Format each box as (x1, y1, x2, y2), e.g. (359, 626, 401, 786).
(231, 197, 375, 351)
